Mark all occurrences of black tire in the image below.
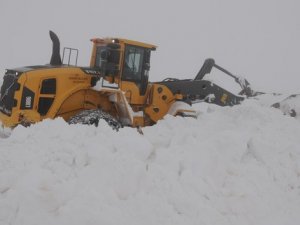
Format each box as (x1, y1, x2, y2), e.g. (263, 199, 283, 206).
(68, 109, 122, 131)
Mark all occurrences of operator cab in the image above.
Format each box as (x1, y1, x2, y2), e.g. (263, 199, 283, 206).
(90, 38, 156, 95)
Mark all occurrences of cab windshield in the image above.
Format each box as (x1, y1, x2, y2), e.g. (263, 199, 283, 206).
(95, 46, 106, 68)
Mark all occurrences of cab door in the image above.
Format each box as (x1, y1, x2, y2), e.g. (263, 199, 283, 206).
(121, 45, 151, 97)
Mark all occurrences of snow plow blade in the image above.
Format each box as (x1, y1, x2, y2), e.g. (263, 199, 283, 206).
(157, 58, 256, 107)
(158, 79, 244, 106)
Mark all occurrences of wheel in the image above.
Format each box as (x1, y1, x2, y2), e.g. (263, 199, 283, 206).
(68, 109, 122, 131)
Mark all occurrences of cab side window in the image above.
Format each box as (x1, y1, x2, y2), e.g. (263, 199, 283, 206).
(38, 78, 56, 116)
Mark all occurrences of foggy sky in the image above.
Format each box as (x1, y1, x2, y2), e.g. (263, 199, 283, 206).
(0, 0, 299, 93)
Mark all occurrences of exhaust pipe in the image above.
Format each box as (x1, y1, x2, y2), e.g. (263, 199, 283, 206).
(49, 30, 62, 66)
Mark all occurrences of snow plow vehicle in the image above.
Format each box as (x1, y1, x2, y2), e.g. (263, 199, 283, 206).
(0, 31, 298, 130)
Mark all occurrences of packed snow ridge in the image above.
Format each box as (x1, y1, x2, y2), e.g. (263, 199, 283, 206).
(0, 99, 300, 225)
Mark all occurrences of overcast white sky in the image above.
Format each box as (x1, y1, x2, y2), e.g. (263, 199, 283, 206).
(0, 0, 299, 93)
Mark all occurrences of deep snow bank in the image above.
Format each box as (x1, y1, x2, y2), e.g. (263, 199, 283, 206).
(0, 100, 300, 225)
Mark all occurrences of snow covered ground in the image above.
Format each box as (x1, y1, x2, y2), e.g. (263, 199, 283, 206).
(1, 99, 300, 225)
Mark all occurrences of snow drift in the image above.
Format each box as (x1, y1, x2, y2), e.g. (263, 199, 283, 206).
(0, 99, 300, 225)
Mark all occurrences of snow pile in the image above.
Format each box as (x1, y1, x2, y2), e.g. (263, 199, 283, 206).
(1, 100, 300, 225)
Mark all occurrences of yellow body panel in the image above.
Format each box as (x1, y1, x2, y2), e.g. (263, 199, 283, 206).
(1, 67, 99, 127)
(121, 81, 151, 105)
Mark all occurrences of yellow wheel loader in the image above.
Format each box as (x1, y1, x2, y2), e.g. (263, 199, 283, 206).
(0, 31, 297, 130)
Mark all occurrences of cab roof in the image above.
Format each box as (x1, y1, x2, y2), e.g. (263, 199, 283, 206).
(90, 38, 157, 50)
